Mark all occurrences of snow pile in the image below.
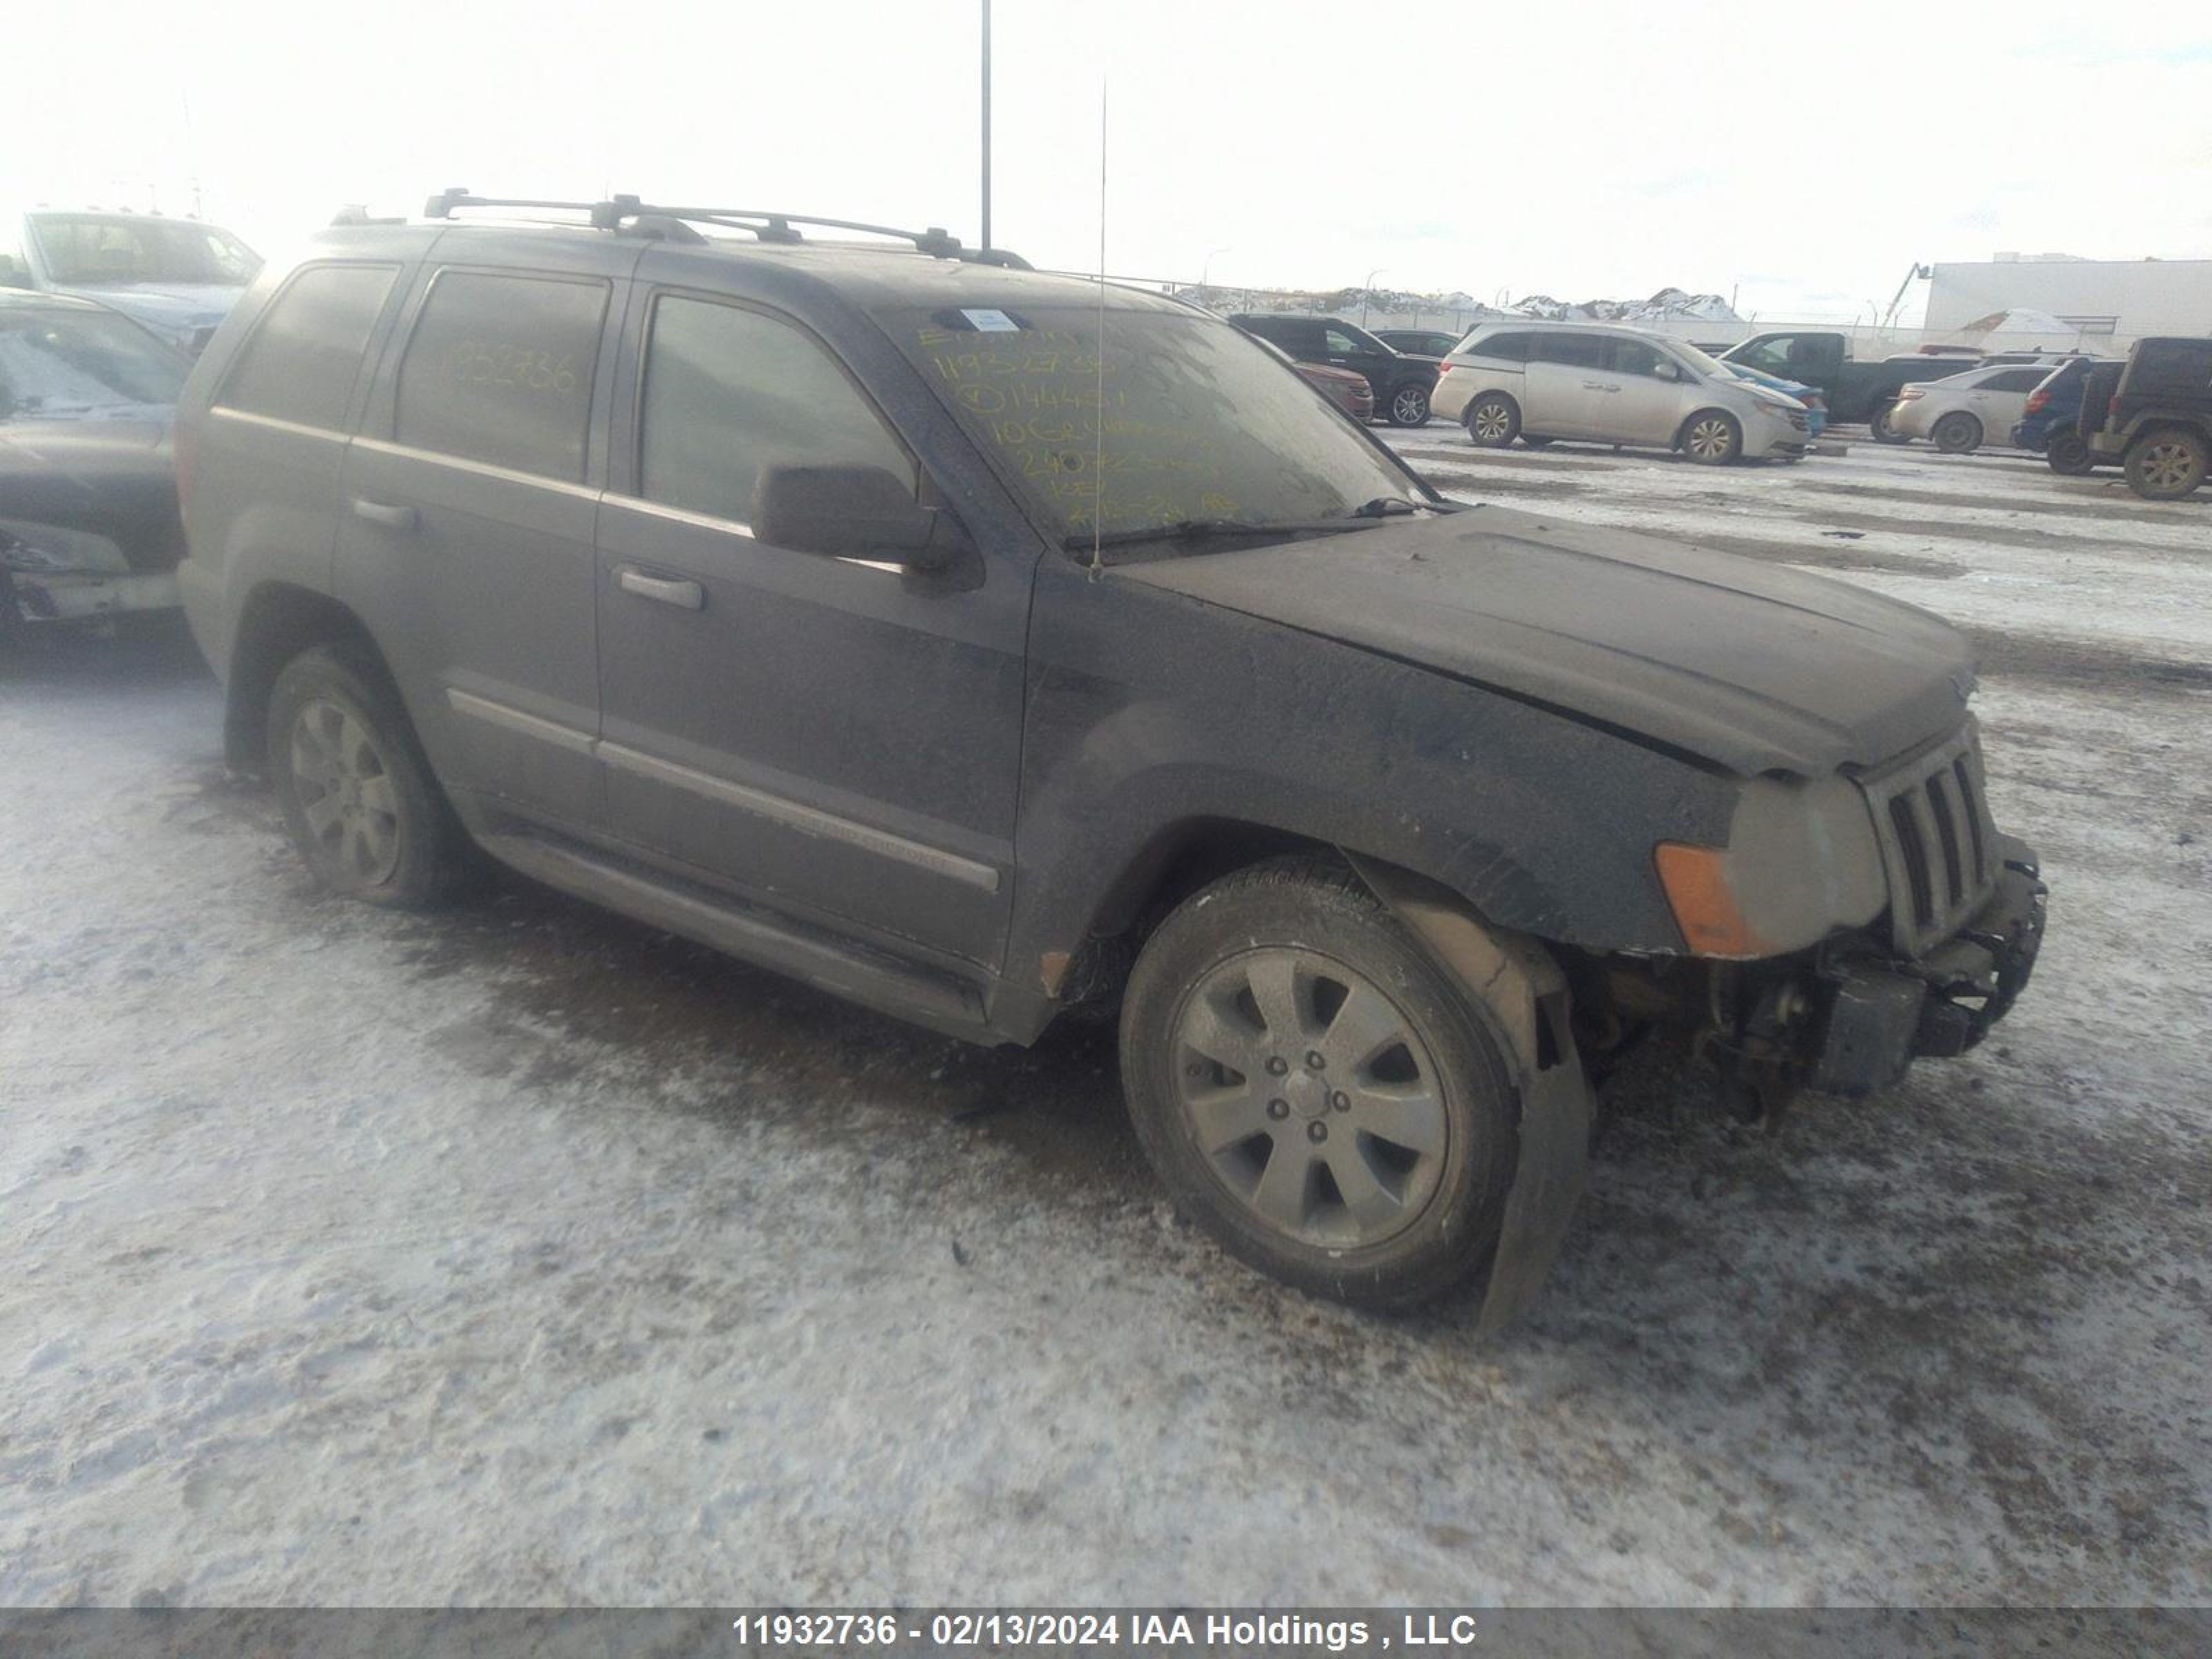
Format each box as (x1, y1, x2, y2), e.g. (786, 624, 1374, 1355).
(1173, 284, 1740, 326)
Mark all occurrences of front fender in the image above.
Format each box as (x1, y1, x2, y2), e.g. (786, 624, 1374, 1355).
(1348, 854, 1592, 1336)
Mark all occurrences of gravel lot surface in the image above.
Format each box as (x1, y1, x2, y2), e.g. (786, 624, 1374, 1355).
(3, 429, 2207, 1607)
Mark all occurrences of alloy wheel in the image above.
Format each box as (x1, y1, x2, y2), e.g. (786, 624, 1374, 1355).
(290, 697, 402, 884)
(1687, 417, 1734, 460)
(2140, 441, 2199, 494)
(1471, 402, 1511, 442)
(1391, 386, 1428, 423)
(1170, 948, 1449, 1250)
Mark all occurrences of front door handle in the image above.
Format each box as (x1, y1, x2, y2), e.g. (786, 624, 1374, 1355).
(617, 567, 705, 610)
(350, 497, 418, 532)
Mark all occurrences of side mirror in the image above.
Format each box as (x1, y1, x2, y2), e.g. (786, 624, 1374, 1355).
(751, 464, 961, 573)
(1653, 359, 1683, 382)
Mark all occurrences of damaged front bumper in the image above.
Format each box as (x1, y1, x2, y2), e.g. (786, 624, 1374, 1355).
(2, 521, 180, 628)
(1810, 834, 2047, 1096)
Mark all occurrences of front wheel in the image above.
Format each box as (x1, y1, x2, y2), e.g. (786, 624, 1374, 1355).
(1386, 382, 1432, 427)
(2124, 428, 2209, 500)
(1682, 410, 1743, 465)
(2045, 431, 2094, 476)
(268, 643, 478, 908)
(1464, 392, 1519, 447)
(1871, 400, 1909, 443)
(1119, 859, 1519, 1308)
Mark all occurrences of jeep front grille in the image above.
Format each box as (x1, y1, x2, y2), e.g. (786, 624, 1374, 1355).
(1864, 721, 1998, 956)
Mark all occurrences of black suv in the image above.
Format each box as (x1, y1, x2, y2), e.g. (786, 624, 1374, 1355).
(2082, 336, 2212, 500)
(174, 194, 2047, 1326)
(1227, 312, 1438, 426)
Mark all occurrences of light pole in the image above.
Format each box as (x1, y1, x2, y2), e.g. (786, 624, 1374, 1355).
(1202, 246, 1231, 292)
(980, 0, 992, 252)
(1361, 268, 1389, 326)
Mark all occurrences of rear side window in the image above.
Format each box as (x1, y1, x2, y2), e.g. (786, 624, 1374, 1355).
(1983, 369, 2046, 393)
(217, 263, 397, 431)
(1535, 332, 1606, 368)
(2135, 342, 2212, 395)
(637, 294, 913, 527)
(395, 270, 608, 480)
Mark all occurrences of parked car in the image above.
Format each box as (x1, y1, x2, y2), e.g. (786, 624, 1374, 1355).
(2012, 357, 2103, 474)
(1723, 362, 1827, 440)
(1, 207, 262, 355)
(1718, 330, 1980, 439)
(1434, 321, 1811, 463)
(174, 194, 2046, 1325)
(1226, 312, 1437, 426)
(1248, 335, 1374, 421)
(1374, 328, 1462, 359)
(0, 290, 191, 635)
(1882, 364, 2052, 453)
(2082, 336, 2212, 500)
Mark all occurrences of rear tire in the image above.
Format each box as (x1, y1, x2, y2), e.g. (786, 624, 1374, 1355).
(1871, 400, 1909, 443)
(1681, 409, 1743, 465)
(268, 643, 479, 909)
(1119, 857, 1519, 1309)
(1464, 393, 1519, 447)
(2045, 431, 2094, 476)
(1386, 382, 1432, 427)
(2123, 427, 2209, 500)
(1933, 411, 1983, 454)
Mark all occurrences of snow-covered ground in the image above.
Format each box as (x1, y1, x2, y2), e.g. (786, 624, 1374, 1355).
(2, 434, 2207, 1608)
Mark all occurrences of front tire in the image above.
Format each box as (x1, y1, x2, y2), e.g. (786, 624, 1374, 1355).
(1681, 409, 1743, 465)
(1386, 382, 1432, 427)
(268, 643, 478, 909)
(2124, 428, 2209, 500)
(1932, 411, 1983, 453)
(2045, 431, 2094, 476)
(1463, 393, 1519, 448)
(1119, 858, 1519, 1309)
(1871, 400, 1909, 443)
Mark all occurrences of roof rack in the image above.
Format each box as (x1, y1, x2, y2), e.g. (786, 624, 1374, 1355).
(421, 189, 1031, 268)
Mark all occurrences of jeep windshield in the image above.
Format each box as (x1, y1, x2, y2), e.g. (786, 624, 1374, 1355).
(0, 308, 187, 420)
(885, 303, 1422, 555)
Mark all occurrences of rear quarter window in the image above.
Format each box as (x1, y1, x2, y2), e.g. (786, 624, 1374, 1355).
(216, 263, 398, 431)
(394, 270, 609, 480)
(1467, 331, 1530, 362)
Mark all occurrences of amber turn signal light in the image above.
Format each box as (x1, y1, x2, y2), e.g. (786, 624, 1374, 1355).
(1653, 842, 1769, 958)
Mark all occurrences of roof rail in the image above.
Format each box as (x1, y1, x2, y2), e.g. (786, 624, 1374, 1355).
(420, 188, 1030, 267)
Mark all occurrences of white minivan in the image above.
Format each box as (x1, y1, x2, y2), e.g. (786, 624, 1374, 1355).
(1432, 321, 1810, 464)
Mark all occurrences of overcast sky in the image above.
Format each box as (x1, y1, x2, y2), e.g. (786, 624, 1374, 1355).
(12, 1, 2211, 322)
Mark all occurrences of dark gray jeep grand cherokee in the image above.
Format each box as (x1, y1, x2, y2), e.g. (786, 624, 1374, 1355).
(175, 194, 2046, 1327)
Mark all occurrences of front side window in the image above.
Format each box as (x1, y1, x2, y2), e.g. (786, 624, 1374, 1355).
(28, 215, 261, 288)
(217, 263, 397, 431)
(890, 303, 1416, 549)
(1606, 339, 1672, 378)
(0, 308, 187, 421)
(395, 271, 608, 480)
(637, 294, 913, 525)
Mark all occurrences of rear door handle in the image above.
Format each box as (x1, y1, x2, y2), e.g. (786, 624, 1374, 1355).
(350, 497, 418, 532)
(617, 567, 705, 610)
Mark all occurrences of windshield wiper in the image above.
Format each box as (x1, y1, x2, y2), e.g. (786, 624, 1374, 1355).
(1065, 509, 1414, 554)
(1337, 496, 1426, 518)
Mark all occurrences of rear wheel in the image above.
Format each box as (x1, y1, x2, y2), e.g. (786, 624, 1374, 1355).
(1387, 382, 1432, 427)
(1871, 400, 1909, 443)
(1933, 411, 1983, 453)
(2124, 428, 2209, 500)
(2045, 431, 2094, 476)
(1119, 858, 1519, 1308)
(1682, 410, 1743, 465)
(268, 644, 478, 908)
(1464, 393, 1519, 447)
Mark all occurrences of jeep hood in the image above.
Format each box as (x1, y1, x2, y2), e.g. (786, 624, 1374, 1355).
(1116, 504, 1976, 776)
